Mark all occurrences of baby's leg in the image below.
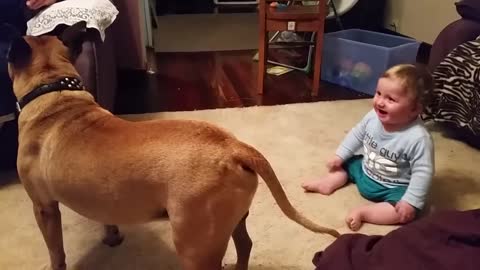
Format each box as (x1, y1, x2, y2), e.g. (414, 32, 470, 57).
(345, 202, 402, 231)
(301, 169, 348, 195)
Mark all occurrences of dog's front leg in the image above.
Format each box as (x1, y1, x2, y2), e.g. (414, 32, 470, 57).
(33, 202, 66, 270)
(102, 225, 124, 247)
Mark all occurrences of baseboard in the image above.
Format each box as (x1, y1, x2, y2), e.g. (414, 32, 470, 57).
(155, 0, 259, 14)
(378, 28, 411, 38)
(214, 5, 257, 13)
(116, 69, 151, 91)
(379, 27, 432, 65)
(114, 68, 158, 115)
(417, 42, 432, 66)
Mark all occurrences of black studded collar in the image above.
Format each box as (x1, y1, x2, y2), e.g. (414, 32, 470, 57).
(16, 76, 85, 113)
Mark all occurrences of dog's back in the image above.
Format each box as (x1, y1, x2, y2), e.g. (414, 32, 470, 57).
(6, 23, 338, 270)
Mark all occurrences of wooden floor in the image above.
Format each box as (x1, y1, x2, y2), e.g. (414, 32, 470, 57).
(114, 50, 370, 114)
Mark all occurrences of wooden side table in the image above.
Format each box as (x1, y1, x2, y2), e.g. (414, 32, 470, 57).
(257, 0, 327, 96)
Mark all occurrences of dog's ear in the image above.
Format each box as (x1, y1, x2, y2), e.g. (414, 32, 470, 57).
(7, 37, 32, 68)
(0, 23, 21, 43)
(59, 21, 88, 60)
(0, 24, 32, 68)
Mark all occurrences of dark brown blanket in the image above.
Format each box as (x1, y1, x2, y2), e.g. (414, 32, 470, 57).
(312, 209, 480, 270)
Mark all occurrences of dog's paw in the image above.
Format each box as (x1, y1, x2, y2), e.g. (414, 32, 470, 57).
(222, 264, 241, 270)
(102, 233, 124, 247)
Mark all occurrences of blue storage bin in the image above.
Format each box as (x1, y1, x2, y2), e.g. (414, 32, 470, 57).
(321, 29, 420, 96)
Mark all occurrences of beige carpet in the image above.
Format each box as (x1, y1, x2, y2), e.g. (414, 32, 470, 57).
(155, 13, 258, 52)
(2, 99, 480, 270)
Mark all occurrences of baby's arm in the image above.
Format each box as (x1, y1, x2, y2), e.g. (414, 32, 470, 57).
(335, 110, 375, 161)
(401, 136, 435, 210)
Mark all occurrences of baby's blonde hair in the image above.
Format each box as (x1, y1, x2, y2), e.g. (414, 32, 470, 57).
(381, 64, 434, 107)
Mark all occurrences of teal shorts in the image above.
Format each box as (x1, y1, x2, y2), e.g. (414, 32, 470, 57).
(343, 155, 407, 205)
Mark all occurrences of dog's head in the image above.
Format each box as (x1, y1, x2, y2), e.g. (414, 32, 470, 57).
(1, 21, 88, 100)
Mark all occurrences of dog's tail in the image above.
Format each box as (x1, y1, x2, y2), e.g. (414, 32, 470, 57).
(234, 142, 340, 238)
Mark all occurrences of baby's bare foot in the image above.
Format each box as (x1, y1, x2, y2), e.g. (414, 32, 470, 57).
(301, 180, 332, 194)
(345, 210, 363, 231)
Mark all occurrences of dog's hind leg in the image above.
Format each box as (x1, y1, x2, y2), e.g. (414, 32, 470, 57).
(169, 212, 230, 270)
(168, 196, 250, 270)
(232, 212, 252, 270)
(102, 225, 124, 247)
(33, 201, 66, 270)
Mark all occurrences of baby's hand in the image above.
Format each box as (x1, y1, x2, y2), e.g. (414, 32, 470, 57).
(395, 200, 416, 223)
(326, 156, 343, 172)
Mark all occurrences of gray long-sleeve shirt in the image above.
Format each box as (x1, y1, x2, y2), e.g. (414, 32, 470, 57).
(336, 109, 435, 209)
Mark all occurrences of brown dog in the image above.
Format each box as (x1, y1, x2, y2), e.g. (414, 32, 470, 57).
(5, 22, 339, 270)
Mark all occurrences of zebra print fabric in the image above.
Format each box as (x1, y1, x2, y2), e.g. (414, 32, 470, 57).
(423, 37, 480, 136)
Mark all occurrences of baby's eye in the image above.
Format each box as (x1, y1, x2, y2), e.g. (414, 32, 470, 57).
(388, 97, 396, 102)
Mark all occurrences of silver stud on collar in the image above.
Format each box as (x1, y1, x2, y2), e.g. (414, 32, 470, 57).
(57, 77, 84, 89)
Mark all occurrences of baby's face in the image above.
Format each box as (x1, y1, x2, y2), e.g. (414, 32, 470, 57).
(372, 77, 420, 131)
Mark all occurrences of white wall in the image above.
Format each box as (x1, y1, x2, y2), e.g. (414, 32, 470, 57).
(384, 0, 460, 43)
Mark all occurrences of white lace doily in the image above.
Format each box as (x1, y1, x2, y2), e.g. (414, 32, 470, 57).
(26, 0, 119, 41)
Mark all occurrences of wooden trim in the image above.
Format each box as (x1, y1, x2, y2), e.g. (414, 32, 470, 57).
(267, 5, 322, 20)
(266, 19, 321, 32)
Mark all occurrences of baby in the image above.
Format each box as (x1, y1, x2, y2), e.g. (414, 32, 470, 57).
(302, 64, 435, 231)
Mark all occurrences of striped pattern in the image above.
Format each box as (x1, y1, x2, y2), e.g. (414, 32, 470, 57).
(423, 38, 480, 135)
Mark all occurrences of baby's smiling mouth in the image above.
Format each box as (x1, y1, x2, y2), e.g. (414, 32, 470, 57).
(377, 108, 387, 115)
